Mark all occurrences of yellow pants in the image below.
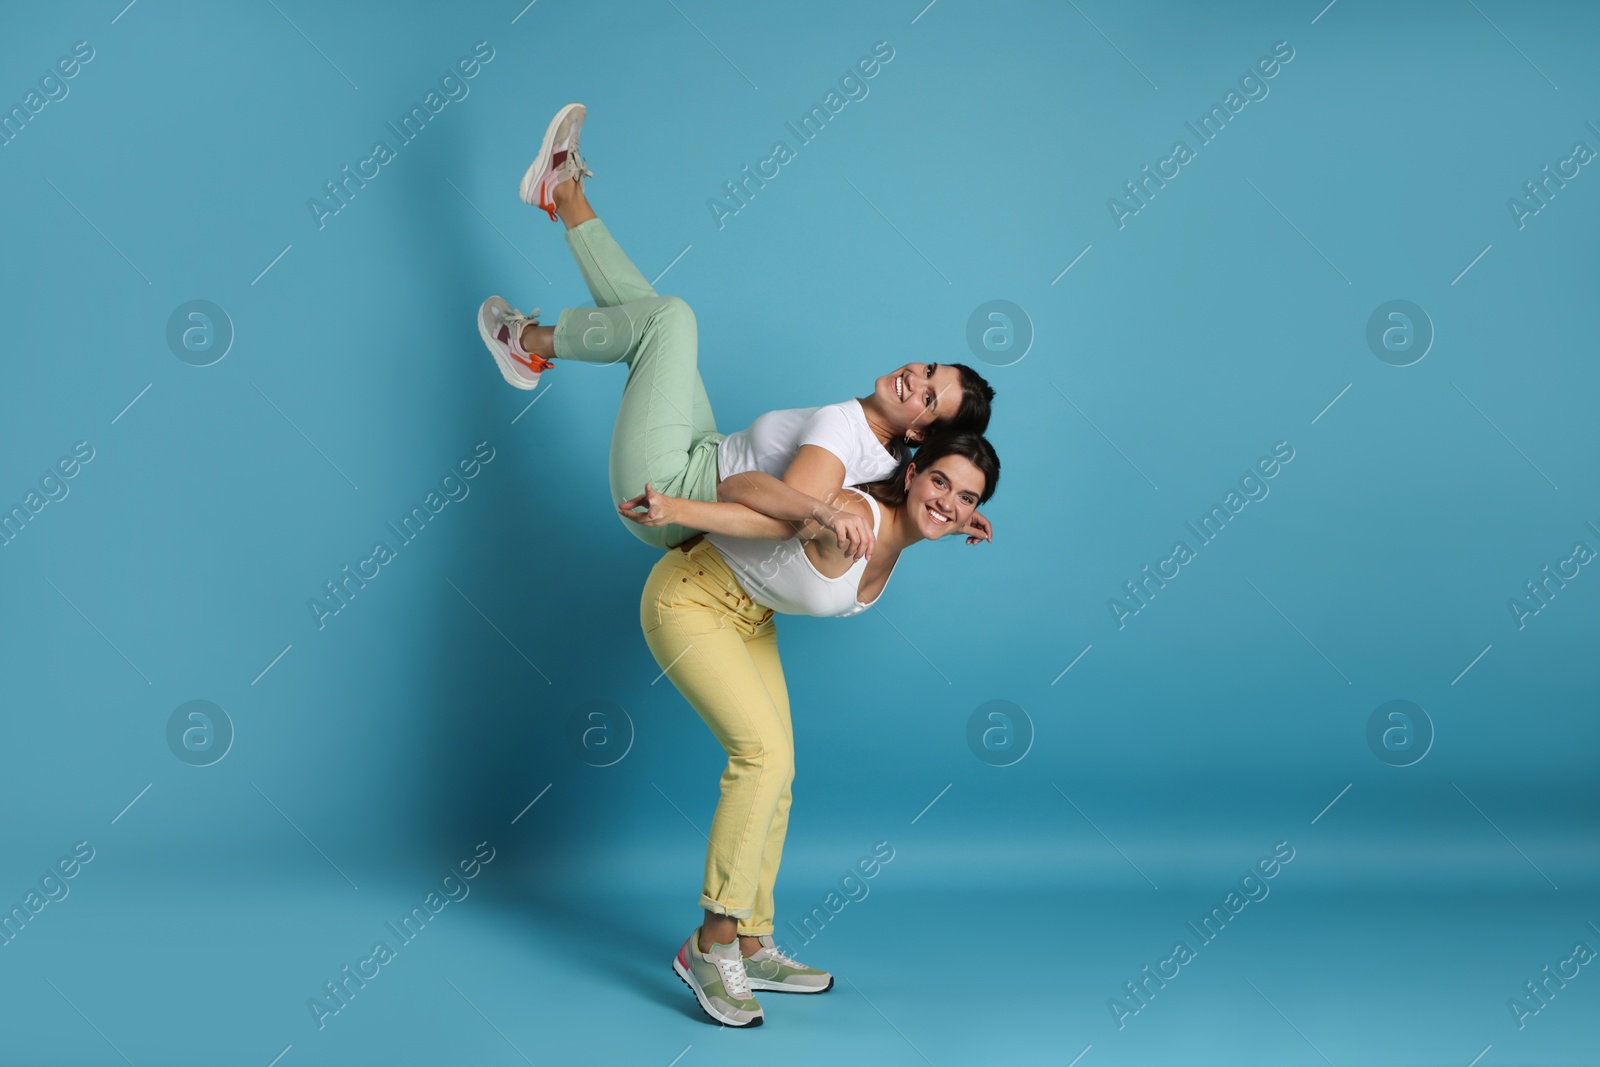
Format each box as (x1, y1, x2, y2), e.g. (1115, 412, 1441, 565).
(641, 537, 792, 937)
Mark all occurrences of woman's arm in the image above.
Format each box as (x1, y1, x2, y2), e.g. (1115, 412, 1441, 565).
(618, 485, 824, 541)
(719, 446, 875, 559)
(718, 471, 832, 524)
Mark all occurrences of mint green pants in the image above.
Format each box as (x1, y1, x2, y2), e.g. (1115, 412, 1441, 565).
(552, 219, 723, 550)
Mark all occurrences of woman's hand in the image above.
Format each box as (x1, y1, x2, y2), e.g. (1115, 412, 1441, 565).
(617, 483, 682, 528)
(815, 504, 874, 561)
(960, 508, 993, 546)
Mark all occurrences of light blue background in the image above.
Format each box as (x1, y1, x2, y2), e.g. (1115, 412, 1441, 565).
(1, 0, 1596, 1063)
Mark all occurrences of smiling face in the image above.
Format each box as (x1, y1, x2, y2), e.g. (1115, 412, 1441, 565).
(872, 363, 966, 441)
(903, 454, 986, 539)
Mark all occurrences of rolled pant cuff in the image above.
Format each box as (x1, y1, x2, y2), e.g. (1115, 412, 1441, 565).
(736, 925, 774, 937)
(700, 893, 752, 920)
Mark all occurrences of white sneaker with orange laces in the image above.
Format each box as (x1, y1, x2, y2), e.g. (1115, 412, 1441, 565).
(477, 296, 551, 390)
(520, 102, 594, 220)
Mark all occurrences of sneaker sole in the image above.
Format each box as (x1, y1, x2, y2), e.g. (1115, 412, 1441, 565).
(519, 102, 585, 208)
(671, 957, 764, 1027)
(477, 296, 541, 391)
(745, 975, 834, 993)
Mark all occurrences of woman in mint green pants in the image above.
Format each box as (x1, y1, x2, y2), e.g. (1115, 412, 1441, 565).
(481, 161, 995, 552)
(524, 205, 722, 550)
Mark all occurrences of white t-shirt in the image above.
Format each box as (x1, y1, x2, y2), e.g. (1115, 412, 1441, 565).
(715, 399, 901, 486)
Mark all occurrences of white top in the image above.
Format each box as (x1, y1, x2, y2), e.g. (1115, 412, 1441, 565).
(709, 488, 896, 618)
(716, 400, 901, 486)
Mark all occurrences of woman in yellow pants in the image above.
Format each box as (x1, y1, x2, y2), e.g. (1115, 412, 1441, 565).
(624, 430, 1000, 1027)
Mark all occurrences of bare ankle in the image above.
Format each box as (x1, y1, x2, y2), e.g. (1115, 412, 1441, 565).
(519, 323, 555, 359)
(555, 182, 596, 230)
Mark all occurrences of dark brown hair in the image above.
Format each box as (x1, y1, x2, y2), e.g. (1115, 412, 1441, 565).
(858, 430, 1000, 509)
(935, 363, 995, 436)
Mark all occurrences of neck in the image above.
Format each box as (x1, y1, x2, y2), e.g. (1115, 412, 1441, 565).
(855, 394, 901, 452)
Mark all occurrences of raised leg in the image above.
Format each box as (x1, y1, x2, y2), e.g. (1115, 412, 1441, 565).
(554, 181, 657, 307)
(546, 294, 720, 548)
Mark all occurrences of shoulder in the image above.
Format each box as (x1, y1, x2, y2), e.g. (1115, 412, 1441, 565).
(802, 402, 853, 428)
(803, 401, 877, 445)
(833, 487, 877, 520)
(797, 403, 860, 452)
(751, 405, 818, 434)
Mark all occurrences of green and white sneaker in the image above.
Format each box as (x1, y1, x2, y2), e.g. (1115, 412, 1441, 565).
(672, 928, 764, 1027)
(742, 935, 833, 993)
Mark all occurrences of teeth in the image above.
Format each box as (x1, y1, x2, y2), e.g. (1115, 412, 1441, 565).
(926, 505, 949, 524)
(895, 375, 903, 401)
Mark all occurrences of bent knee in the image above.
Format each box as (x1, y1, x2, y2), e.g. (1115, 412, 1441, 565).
(652, 294, 696, 330)
(729, 745, 794, 778)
